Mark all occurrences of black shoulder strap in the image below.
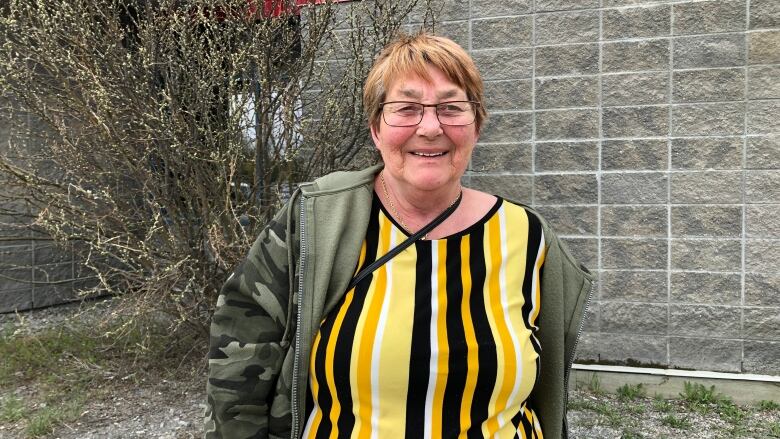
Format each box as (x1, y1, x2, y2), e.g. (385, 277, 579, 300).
(346, 192, 462, 292)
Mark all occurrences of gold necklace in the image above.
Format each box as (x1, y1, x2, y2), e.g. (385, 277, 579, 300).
(379, 172, 461, 240)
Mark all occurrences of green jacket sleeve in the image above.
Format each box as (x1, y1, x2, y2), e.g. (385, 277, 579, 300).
(205, 202, 295, 439)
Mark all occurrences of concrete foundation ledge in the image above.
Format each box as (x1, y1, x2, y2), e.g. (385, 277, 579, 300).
(571, 364, 780, 404)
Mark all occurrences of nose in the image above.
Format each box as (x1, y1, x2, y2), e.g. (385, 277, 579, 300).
(416, 106, 443, 137)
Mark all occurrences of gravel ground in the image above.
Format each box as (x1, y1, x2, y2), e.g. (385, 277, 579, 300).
(2, 301, 779, 438)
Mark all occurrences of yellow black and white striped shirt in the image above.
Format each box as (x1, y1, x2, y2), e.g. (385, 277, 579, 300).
(303, 194, 546, 438)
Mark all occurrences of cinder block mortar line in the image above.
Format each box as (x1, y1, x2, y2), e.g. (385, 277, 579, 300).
(530, 0, 537, 207)
(597, 0, 604, 337)
(667, 7, 675, 368)
(740, 0, 751, 373)
(470, 13, 533, 21)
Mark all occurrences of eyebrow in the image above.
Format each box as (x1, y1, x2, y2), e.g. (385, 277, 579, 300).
(396, 88, 463, 100)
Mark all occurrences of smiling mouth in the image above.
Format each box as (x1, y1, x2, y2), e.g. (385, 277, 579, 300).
(410, 151, 447, 157)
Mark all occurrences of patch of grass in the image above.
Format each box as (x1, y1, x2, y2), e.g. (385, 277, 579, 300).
(621, 429, 644, 439)
(617, 383, 646, 401)
(582, 373, 603, 395)
(661, 414, 691, 430)
(568, 399, 598, 411)
(759, 400, 780, 411)
(767, 421, 780, 437)
(626, 404, 646, 415)
(24, 397, 83, 437)
(716, 398, 746, 425)
(0, 395, 26, 423)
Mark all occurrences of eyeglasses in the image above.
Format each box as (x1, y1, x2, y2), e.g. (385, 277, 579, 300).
(380, 101, 480, 127)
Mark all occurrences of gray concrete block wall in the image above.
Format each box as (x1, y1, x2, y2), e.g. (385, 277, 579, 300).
(424, 0, 780, 375)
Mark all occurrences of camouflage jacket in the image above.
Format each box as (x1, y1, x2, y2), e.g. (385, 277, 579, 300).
(205, 164, 594, 439)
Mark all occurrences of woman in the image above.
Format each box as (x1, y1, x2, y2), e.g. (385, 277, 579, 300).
(206, 33, 593, 439)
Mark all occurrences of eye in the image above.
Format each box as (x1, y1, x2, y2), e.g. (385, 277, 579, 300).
(393, 104, 422, 115)
(437, 102, 469, 115)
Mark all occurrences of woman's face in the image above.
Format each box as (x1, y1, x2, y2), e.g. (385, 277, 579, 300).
(370, 65, 479, 194)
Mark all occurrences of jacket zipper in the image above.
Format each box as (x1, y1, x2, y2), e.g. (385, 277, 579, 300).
(562, 279, 595, 438)
(291, 194, 307, 439)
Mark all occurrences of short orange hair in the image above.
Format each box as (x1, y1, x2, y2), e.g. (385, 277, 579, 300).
(363, 32, 487, 132)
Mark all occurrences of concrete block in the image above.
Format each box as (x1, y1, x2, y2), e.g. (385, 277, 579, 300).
(479, 112, 533, 143)
(670, 171, 742, 203)
(534, 174, 598, 204)
(0, 245, 32, 266)
(672, 103, 745, 136)
(471, 0, 531, 17)
(670, 272, 741, 305)
(602, 72, 669, 106)
(33, 242, 73, 265)
(671, 205, 742, 238)
(749, 0, 780, 29)
(472, 16, 532, 50)
(604, 0, 666, 6)
(536, 0, 598, 12)
(472, 48, 533, 80)
(534, 141, 598, 172)
(32, 284, 75, 308)
(33, 262, 74, 283)
(672, 68, 745, 103)
(673, 0, 746, 35)
(432, 21, 470, 49)
(744, 341, 780, 375)
(746, 170, 780, 203)
(748, 65, 780, 99)
(562, 237, 598, 269)
(601, 205, 667, 237)
(600, 270, 668, 302)
(602, 238, 667, 270)
(602, 106, 669, 138)
(745, 273, 780, 306)
(603, 5, 671, 39)
(534, 205, 598, 235)
(535, 43, 599, 76)
(744, 308, 780, 341)
(471, 144, 532, 173)
(673, 34, 746, 69)
(534, 76, 598, 109)
(483, 80, 533, 111)
(534, 10, 600, 44)
(671, 239, 742, 271)
(469, 175, 533, 202)
(0, 267, 31, 292)
(748, 30, 780, 64)
(669, 337, 742, 373)
(601, 173, 668, 204)
(747, 204, 780, 238)
(747, 100, 780, 134)
(747, 136, 780, 169)
(0, 289, 33, 313)
(535, 109, 599, 140)
(408, 0, 468, 23)
(602, 39, 670, 72)
(669, 305, 741, 338)
(746, 240, 780, 274)
(578, 332, 668, 367)
(602, 139, 668, 170)
(671, 137, 743, 170)
(601, 302, 668, 336)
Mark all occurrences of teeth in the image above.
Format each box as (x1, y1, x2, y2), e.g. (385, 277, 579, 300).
(412, 151, 445, 157)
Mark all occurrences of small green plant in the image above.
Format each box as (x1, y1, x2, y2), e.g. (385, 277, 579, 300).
(652, 395, 674, 413)
(24, 397, 84, 437)
(661, 414, 691, 430)
(585, 373, 603, 395)
(617, 383, 646, 401)
(716, 398, 745, 425)
(680, 382, 721, 405)
(0, 395, 26, 423)
(759, 400, 780, 411)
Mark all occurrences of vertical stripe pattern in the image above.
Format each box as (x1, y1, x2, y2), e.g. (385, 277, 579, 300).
(303, 195, 546, 439)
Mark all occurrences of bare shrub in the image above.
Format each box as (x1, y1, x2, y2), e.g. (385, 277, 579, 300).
(0, 0, 432, 335)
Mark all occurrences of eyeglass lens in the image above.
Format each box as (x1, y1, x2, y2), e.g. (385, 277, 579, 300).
(382, 102, 476, 127)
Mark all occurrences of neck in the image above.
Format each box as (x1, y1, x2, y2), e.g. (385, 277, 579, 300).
(377, 172, 462, 229)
